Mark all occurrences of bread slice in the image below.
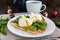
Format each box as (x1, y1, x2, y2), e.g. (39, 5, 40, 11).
(11, 22, 47, 34)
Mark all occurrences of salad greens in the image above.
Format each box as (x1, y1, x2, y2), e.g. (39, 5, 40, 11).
(0, 16, 9, 35)
(31, 20, 47, 31)
(25, 15, 30, 18)
(13, 16, 22, 23)
(30, 26, 37, 31)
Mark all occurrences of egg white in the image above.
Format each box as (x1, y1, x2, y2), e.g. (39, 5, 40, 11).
(18, 17, 26, 27)
(18, 12, 43, 27)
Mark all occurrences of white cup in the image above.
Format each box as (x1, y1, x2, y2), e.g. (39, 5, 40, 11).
(26, 1, 46, 13)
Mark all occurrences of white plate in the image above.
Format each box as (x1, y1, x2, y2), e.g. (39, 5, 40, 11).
(7, 14, 56, 38)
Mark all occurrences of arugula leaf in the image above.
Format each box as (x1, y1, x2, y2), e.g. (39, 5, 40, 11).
(40, 23, 47, 31)
(30, 26, 37, 31)
(13, 16, 22, 23)
(31, 21, 47, 31)
(24, 15, 30, 18)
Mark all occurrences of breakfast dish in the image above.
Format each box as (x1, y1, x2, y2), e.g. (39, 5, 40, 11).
(10, 12, 47, 34)
(7, 13, 56, 37)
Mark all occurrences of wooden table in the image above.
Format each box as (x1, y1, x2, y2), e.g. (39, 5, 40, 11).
(45, 7, 60, 22)
(0, 13, 60, 40)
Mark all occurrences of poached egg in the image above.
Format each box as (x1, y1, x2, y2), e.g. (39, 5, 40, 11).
(18, 12, 43, 27)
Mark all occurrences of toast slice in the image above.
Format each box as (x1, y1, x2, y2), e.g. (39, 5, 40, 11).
(10, 22, 47, 34)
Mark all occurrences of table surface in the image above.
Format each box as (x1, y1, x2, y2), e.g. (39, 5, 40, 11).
(45, 7, 60, 22)
(0, 13, 60, 40)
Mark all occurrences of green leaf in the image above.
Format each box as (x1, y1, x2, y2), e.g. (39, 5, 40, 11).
(40, 22, 47, 31)
(40, 24, 46, 31)
(25, 28, 28, 31)
(30, 26, 37, 31)
(1, 26, 7, 35)
(31, 20, 47, 31)
(13, 16, 22, 23)
(0, 16, 9, 35)
(24, 15, 30, 18)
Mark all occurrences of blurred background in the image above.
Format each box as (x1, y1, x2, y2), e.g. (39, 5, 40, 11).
(0, 0, 60, 14)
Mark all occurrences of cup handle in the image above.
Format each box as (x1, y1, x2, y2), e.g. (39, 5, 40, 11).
(40, 4, 46, 12)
